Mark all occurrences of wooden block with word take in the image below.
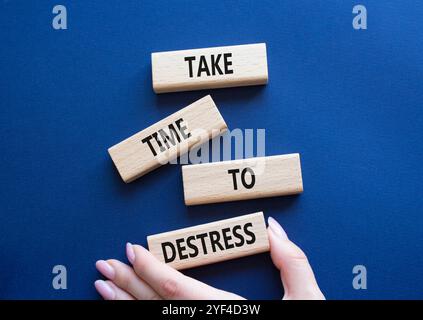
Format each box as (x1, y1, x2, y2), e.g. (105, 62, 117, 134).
(147, 212, 269, 270)
(182, 154, 303, 205)
(152, 43, 268, 93)
(108, 95, 227, 183)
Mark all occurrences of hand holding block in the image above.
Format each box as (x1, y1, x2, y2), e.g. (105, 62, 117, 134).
(182, 154, 303, 205)
(147, 212, 269, 270)
(152, 43, 268, 93)
(108, 95, 227, 183)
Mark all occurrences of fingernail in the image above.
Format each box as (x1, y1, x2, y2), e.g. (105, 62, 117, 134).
(95, 260, 115, 280)
(268, 217, 288, 240)
(94, 280, 115, 300)
(126, 242, 135, 264)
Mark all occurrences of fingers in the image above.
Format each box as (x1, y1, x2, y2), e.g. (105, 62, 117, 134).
(267, 217, 325, 300)
(94, 280, 134, 300)
(95, 244, 243, 300)
(126, 243, 244, 300)
(96, 259, 161, 300)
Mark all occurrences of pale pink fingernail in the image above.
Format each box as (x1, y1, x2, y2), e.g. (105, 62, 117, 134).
(126, 242, 135, 264)
(94, 280, 115, 300)
(95, 260, 115, 280)
(268, 217, 288, 240)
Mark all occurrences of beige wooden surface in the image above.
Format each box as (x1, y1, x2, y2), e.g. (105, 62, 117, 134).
(147, 212, 269, 270)
(152, 43, 268, 93)
(182, 154, 303, 205)
(108, 95, 227, 183)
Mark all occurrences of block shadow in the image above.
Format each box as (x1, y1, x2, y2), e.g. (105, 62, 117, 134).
(185, 194, 300, 223)
(105, 156, 184, 201)
(152, 84, 267, 110)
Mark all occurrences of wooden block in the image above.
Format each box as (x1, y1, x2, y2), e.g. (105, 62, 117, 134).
(147, 212, 269, 270)
(152, 43, 268, 93)
(182, 154, 303, 205)
(108, 95, 227, 183)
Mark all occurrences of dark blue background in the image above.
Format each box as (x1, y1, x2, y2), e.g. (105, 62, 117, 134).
(1, 0, 422, 299)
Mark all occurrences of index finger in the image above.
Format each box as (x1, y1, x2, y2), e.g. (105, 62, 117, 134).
(126, 243, 244, 300)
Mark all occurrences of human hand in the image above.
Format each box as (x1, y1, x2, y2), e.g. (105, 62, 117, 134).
(94, 217, 325, 300)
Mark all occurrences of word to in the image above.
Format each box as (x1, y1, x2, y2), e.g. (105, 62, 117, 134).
(182, 154, 303, 205)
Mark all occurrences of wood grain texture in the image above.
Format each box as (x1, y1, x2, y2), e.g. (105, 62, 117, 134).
(108, 95, 227, 183)
(182, 154, 303, 205)
(147, 212, 269, 270)
(152, 43, 268, 93)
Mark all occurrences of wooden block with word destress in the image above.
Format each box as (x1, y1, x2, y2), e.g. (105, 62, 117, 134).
(182, 154, 303, 205)
(147, 212, 269, 270)
(152, 43, 268, 93)
(108, 95, 227, 183)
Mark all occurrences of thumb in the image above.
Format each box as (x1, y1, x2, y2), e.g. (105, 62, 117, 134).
(267, 217, 325, 300)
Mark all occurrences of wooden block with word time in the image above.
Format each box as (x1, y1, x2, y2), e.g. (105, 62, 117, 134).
(152, 43, 268, 93)
(147, 212, 269, 270)
(108, 95, 227, 183)
(182, 154, 303, 205)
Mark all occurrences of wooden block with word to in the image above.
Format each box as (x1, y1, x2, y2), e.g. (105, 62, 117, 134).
(108, 95, 227, 183)
(152, 43, 268, 93)
(182, 154, 303, 205)
(147, 212, 269, 270)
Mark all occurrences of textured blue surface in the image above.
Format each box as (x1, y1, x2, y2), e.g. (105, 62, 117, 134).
(1, 0, 423, 299)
